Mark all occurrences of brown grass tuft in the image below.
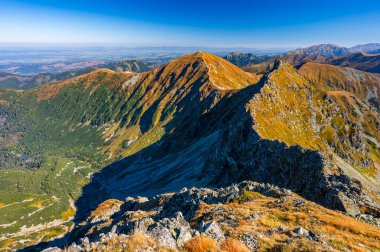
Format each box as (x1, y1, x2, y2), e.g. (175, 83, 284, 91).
(184, 235, 219, 252)
(221, 238, 250, 252)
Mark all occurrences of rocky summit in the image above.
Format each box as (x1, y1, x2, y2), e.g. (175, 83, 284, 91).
(0, 52, 380, 251)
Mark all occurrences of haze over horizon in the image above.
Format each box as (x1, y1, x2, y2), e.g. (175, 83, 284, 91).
(1, 0, 380, 48)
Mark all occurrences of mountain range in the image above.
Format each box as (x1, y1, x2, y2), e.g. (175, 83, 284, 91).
(0, 51, 379, 251)
(0, 60, 157, 90)
(290, 43, 380, 56)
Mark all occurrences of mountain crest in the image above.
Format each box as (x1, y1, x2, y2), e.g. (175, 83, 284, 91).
(161, 51, 260, 90)
(272, 56, 288, 69)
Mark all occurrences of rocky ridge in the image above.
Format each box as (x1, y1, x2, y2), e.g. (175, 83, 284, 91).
(42, 181, 380, 251)
(204, 58, 380, 216)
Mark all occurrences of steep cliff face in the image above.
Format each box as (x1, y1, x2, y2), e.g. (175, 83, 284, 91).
(204, 59, 380, 215)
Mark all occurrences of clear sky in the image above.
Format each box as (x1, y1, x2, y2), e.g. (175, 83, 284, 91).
(0, 0, 379, 48)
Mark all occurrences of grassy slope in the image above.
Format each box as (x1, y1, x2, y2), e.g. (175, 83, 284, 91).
(0, 52, 259, 249)
(249, 60, 380, 182)
(298, 62, 380, 110)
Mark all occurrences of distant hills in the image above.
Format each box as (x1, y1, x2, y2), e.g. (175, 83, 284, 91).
(349, 43, 380, 54)
(328, 52, 380, 73)
(2, 43, 380, 90)
(223, 52, 273, 67)
(289, 43, 351, 57)
(0, 68, 96, 89)
(0, 60, 157, 89)
(289, 43, 380, 56)
(231, 43, 380, 74)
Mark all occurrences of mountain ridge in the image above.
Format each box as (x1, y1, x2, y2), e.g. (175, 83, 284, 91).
(1, 52, 380, 250)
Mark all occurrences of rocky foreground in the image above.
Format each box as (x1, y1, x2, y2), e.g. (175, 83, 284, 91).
(42, 181, 380, 252)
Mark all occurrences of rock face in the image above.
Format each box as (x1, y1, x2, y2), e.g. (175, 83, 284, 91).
(42, 181, 380, 251)
(65, 181, 284, 249)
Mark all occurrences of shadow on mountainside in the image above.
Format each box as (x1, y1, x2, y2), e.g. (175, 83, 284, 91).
(19, 70, 261, 251)
(20, 76, 338, 251)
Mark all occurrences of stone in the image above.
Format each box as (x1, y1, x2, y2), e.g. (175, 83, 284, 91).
(293, 199, 305, 207)
(247, 212, 260, 221)
(293, 226, 309, 237)
(240, 233, 258, 250)
(147, 225, 177, 248)
(41, 247, 62, 252)
(199, 221, 225, 241)
(278, 225, 287, 232)
(176, 226, 193, 247)
(289, 226, 318, 241)
(131, 217, 155, 233)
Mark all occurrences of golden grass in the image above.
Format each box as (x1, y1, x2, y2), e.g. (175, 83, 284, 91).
(28, 199, 48, 208)
(184, 235, 219, 252)
(221, 238, 250, 252)
(299, 61, 380, 102)
(60, 206, 75, 221)
(90, 199, 123, 217)
(194, 193, 380, 252)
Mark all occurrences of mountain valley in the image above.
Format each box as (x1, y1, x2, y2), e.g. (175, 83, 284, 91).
(0, 51, 379, 251)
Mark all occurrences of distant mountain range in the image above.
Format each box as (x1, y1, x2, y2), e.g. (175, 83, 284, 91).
(0, 60, 157, 89)
(1, 43, 379, 91)
(289, 43, 380, 56)
(1, 52, 379, 250)
(289, 43, 351, 57)
(231, 44, 380, 75)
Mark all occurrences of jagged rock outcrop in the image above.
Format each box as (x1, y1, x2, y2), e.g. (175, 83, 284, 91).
(42, 181, 380, 251)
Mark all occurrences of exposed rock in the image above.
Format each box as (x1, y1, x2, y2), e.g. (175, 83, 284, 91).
(147, 223, 178, 248)
(41, 247, 62, 252)
(199, 221, 225, 241)
(240, 233, 258, 250)
(355, 214, 380, 228)
(289, 226, 318, 241)
(49, 181, 380, 251)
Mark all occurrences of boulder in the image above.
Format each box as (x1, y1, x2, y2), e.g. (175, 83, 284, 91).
(240, 233, 258, 250)
(199, 221, 225, 241)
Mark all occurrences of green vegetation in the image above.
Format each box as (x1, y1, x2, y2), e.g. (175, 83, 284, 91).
(0, 156, 93, 250)
(232, 189, 262, 204)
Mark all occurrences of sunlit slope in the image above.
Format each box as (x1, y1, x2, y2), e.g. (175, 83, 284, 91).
(206, 58, 380, 215)
(298, 62, 380, 110)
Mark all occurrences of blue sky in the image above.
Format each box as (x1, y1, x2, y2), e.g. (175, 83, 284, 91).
(0, 0, 379, 48)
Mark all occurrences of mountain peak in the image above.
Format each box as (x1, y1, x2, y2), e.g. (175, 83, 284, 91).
(165, 52, 261, 90)
(272, 56, 288, 69)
